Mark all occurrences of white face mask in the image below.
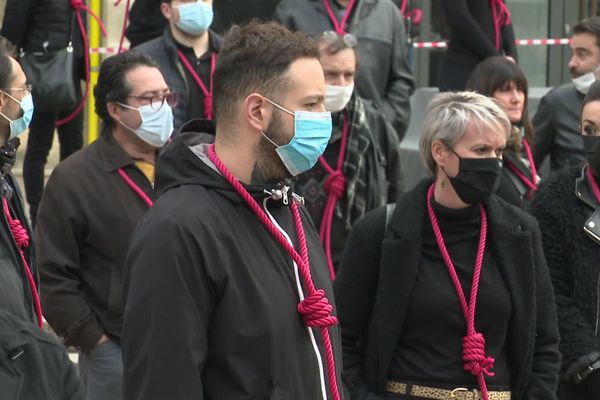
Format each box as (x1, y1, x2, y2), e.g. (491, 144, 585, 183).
(325, 82, 354, 112)
(118, 103, 174, 148)
(573, 71, 597, 94)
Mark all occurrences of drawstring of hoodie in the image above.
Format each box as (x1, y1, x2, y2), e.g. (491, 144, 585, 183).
(207, 144, 341, 400)
(56, 0, 107, 127)
(427, 184, 494, 400)
(318, 114, 350, 280)
(490, 0, 511, 51)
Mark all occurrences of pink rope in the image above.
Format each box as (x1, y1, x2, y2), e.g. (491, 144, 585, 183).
(207, 144, 341, 400)
(177, 51, 217, 120)
(56, 0, 108, 127)
(117, 168, 154, 208)
(490, 0, 512, 51)
(114, 0, 131, 54)
(2, 198, 43, 328)
(503, 140, 538, 194)
(587, 165, 600, 204)
(322, 0, 358, 35)
(318, 115, 350, 280)
(426, 183, 494, 400)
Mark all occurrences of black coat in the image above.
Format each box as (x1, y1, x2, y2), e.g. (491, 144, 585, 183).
(532, 84, 585, 172)
(0, 173, 37, 324)
(36, 133, 155, 352)
(133, 29, 222, 132)
(274, 0, 415, 138)
(334, 179, 560, 400)
(496, 150, 536, 210)
(438, 0, 518, 91)
(122, 121, 346, 400)
(0, 309, 83, 400)
(531, 166, 600, 372)
(1, 0, 86, 66)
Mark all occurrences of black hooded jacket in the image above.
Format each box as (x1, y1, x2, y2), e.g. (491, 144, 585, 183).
(122, 120, 346, 400)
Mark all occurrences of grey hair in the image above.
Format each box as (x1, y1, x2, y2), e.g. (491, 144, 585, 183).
(419, 91, 511, 176)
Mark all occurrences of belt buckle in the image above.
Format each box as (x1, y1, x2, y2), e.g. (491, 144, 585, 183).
(450, 387, 479, 400)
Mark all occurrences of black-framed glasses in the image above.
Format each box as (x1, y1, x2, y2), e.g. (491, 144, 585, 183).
(2, 84, 32, 95)
(321, 31, 358, 48)
(126, 91, 178, 111)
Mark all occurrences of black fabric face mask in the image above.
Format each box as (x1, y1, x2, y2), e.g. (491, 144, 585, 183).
(445, 151, 503, 205)
(583, 135, 600, 176)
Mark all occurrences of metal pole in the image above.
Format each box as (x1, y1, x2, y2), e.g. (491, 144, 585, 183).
(87, 0, 102, 144)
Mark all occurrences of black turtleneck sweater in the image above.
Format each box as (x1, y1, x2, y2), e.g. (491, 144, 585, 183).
(389, 199, 511, 389)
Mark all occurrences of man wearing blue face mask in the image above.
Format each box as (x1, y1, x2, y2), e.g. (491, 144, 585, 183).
(294, 32, 402, 279)
(134, 0, 221, 132)
(35, 52, 173, 400)
(122, 22, 347, 400)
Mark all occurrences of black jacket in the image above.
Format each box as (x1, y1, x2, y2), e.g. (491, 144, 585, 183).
(1, 0, 86, 65)
(531, 166, 600, 373)
(133, 29, 222, 132)
(438, 0, 518, 91)
(36, 133, 155, 352)
(533, 84, 585, 172)
(122, 121, 346, 400)
(0, 310, 83, 400)
(334, 179, 560, 400)
(496, 150, 535, 210)
(0, 173, 37, 324)
(274, 0, 415, 138)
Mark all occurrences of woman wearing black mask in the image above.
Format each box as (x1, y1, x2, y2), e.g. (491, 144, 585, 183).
(335, 91, 560, 400)
(467, 56, 538, 209)
(531, 80, 600, 400)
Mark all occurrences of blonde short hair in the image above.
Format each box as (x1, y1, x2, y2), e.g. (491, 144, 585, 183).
(419, 91, 511, 175)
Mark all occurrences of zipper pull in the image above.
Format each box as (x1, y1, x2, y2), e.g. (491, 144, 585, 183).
(281, 186, 290, 206)
(292, 193, 305, 207)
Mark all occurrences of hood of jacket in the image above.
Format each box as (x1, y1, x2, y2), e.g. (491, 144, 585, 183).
(156, 119, 296, 206)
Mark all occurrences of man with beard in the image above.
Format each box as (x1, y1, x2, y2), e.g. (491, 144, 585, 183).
(133, 0, 221, 131)
(533, 17, 600, 172)
(121, 22, 346, 400)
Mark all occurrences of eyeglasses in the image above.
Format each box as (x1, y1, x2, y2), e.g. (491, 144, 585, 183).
(125, 91, 178, 111)
(321, 31, 358, 48)
(2, 84, 32, 95)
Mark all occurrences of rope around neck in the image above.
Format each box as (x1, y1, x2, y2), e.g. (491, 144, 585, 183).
(318, 115, 350, 280)
(2, 197, 43, 328)
(207, 144, 341, 400)
(426, 183, 494, 400)
(118, 168, 154, 208)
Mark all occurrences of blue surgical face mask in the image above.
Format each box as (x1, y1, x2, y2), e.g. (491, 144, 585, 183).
(175, 1, 214, 36)
(0, 92, 34, 139)
(262, 98, 332, 176)
(118, 102, 174, 148)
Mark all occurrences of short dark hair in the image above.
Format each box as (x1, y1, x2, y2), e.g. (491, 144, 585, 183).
(573, 17, 600, 48)
(582, 80, 600, 116)
(213, 21, 320, 128)
(466, 56, 534, 153)
(94, 51, 159, 132)
(0, 37, 17, 93)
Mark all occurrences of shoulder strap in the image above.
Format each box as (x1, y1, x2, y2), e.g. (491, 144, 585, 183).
(384, 203, 396, 240)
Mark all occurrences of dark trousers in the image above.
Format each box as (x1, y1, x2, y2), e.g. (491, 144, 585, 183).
(23, 108, 84, 225)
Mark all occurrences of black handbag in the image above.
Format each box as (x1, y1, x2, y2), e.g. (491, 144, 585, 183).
(19, 14, 79, 112)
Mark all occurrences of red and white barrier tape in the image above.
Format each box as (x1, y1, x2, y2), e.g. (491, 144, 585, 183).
(412, 38, 571, 49)
(89, 38, 572, 54)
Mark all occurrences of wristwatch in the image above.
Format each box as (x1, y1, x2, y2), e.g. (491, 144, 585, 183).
(575, 359, 600, 384)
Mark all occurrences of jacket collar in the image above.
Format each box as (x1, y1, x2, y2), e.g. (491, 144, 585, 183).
(575, 164, 597, 210)
(97, 132, 136, 173)
(163, 27, 222, 55)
